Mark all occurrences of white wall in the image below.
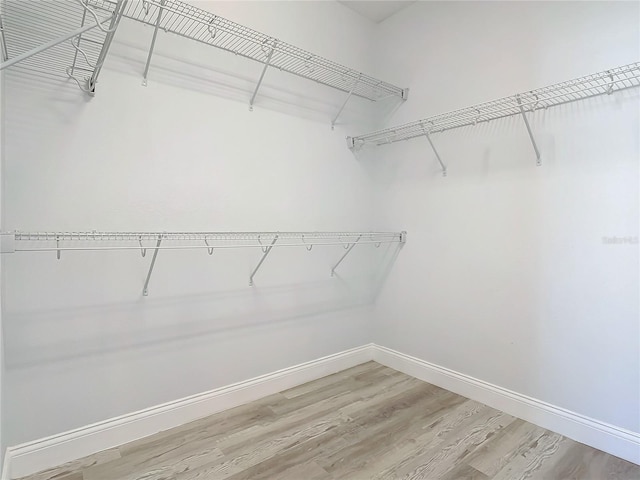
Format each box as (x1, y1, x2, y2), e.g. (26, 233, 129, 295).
(4, 0, 638, 458)
(369, 0, 639, 434)
(0, 24, 4, 467)
(1, 1, 396, 446)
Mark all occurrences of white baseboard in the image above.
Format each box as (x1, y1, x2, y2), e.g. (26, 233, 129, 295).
(372, 344, 640, 466)
(5, 342, 639, 479)
(1, 451, 12, 480)
(5, 344, 375, 479)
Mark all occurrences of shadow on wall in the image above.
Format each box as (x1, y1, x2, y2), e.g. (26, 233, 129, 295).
(2, 34, 402, 132)
(105, 36, 402, 130)
(5, 282, 365, 370)
(3, 242, 403, 370)
(352, 88, 639, 186)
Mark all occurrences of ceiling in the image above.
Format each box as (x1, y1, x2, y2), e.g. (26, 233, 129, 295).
(338, 1, 416, 24)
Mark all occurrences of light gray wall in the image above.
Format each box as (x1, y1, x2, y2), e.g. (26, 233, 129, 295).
(3, 0, 638, 453)
(369, 1, 639, 432)
(1, 1, 390, 446)
(0, 20, 4, 467)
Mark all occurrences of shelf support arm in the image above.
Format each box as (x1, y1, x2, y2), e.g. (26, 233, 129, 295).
(516, 95, 542, 166)
(0, 15, 8, 62)
(87, 0, 127, 95)
(69, 8, 88, 79)
(424, 131, 447, 177)
(142, 235, 163, 296)
(331, 74, 361, 130)
(249, 44, 275, 111)
(331, 235, 362, 277)
(249, 235, 278, 286)
(142, 0, 165, 87)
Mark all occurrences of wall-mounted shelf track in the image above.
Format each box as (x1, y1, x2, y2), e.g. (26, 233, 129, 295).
(120, 0, 408, 114)
(347, 62, 640, 173)
(1, 230, 406, 294)
(0, 0, 127, 94)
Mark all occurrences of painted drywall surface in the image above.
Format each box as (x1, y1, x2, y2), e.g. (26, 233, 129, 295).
(1, 1, 396, 445)
(369, 1, 640, 432)
(0, 46, 4, 468)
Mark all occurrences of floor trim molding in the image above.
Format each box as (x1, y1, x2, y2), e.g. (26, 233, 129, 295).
(5, 344, 375, 479)
(6, 342, 639, 478)
(1, 451, 12, 480)
(372, 344, 640, 465)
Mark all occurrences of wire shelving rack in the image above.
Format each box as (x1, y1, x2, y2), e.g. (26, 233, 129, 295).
(346, 62, 640, 174)
(0, 0, 127, 94)
(120, 0, 407, 103)
(1, 230, 406, 294)
(1, 0, 407, 109)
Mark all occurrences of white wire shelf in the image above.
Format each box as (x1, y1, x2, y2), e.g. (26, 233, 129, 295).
(5, 230, 404, 249)
(119, 0, 407, 103)
(0, 0, 127, 94)
(347, 62, 640, 154)
(1, 230, 407, 294)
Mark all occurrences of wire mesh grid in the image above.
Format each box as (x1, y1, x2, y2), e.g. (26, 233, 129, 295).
(1, 0, 118, 84)
(9, 231, 405, 251)
(119, 0, 405, 101)
(349, 62, 640, 146)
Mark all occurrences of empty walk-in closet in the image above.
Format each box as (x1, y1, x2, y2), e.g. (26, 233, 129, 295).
(0, 0, 638, 478)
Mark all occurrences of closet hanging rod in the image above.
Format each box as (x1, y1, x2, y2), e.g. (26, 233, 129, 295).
(347, 62, 640, 148)
(9, 242, 398, 253)
(116, 0, 408, 102)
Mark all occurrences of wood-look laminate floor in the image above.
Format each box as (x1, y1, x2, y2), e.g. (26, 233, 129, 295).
(18, 362, 640, 480)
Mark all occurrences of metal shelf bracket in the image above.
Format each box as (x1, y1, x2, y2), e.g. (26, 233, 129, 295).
(516, 95, 542, 166)
(346, 136, 356, 149)
(142, 0, 165, 87)
(89, 0, 127, 94)
(142, 235, 163, 296)
(331, 234, 362, 276)
(331, 74, 361, 130)
(424, 128, 447, 177)
(249, 40, 276, 111)
(249, 235, 278, 286)
(0, 15, 8, 62)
